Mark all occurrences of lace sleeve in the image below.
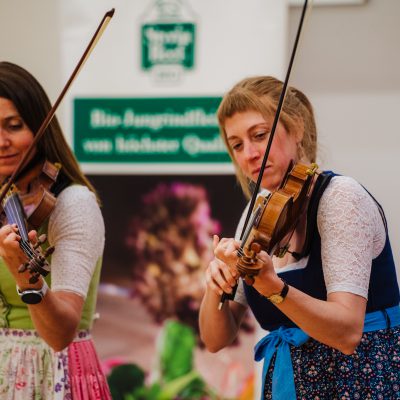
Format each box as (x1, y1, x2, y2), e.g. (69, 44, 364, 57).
(47, 185, 105, 298)
(317, 176, 386, 298)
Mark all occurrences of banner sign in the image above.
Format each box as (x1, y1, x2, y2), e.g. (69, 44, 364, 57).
(74, 97, 230, 164)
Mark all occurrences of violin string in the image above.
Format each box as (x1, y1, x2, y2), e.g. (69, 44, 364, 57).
(6, 194, 29, 239)
(239, 205, 261, 254)
(4, 194, 36, 259)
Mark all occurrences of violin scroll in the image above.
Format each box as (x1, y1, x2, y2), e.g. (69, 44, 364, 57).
(18, 234, 54, 284)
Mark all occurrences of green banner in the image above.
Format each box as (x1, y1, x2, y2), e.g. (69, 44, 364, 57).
(74, 97, 230, 163)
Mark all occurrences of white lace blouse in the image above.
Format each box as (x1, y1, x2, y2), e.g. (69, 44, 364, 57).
(234, 176, 386, 306)
(47, 185, 105, 299)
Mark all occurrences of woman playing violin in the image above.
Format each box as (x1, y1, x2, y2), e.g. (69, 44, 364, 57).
(199, 76, 400, 399)
(0, 62, 111, 399)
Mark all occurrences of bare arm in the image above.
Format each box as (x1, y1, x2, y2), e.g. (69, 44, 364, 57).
(253, 254, 366, 354)
(21, 281, 84, 351)
(199, 235, 247, 352)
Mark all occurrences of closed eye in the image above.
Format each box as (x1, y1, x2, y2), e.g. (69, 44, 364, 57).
(4, 117, 25, 133)
(254, 131, 269, 140)
(231, 142, 242, 151)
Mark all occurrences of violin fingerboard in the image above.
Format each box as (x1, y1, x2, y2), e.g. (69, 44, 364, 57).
(3, 193, 29, 242)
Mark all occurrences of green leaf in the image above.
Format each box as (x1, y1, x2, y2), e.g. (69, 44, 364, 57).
(159, 320, 195, 382)
(107, 363, 145, 395)
(157, 370, 200, 399)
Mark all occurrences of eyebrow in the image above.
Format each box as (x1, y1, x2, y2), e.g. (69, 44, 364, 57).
(226, 136, 238, 143)
(226, 122, 270, 142)
(2, 115, 22, 122)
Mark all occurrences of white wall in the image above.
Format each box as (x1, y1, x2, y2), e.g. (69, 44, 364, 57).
(0, 0, 62, 102)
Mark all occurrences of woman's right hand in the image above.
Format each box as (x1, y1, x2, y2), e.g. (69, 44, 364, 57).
(205, 235, 240, 296)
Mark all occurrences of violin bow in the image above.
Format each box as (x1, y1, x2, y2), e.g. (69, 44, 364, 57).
(0, 8, 115, 205)
(219, 0, 311, 308)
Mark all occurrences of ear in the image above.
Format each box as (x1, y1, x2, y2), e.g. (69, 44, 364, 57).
(294, 118, 304, 144)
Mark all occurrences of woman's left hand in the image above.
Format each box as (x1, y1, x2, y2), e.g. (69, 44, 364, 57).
(0, 224, 42, 287)
(252, 250, 285, 297)
(0, 224, 25, 266)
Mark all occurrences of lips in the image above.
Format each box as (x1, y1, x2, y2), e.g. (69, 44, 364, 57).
(0, 154, 19, 163)
(252, 165, 270, 177)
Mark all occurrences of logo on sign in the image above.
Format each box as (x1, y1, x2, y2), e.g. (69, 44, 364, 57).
(141, 0, 196, 81)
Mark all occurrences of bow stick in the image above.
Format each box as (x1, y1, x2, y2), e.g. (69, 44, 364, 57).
(219, 0, 311, 309)
(0, 8, 115, 204)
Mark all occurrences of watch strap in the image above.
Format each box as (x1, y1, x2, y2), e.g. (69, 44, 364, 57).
(266, 278, 289, 304)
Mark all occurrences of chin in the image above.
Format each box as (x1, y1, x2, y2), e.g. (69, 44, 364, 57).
(0, 167, 15, 178)
(261, 178, 279, 193)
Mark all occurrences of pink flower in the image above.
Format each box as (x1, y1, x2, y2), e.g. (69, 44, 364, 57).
(101, 357, 127, 376)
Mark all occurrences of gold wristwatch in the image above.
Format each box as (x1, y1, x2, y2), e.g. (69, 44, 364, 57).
(265, 279, 289, 304)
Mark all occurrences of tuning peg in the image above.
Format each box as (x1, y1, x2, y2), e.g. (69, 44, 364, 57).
(250, 242, 262, 253)
(29, 273, 40, 284)
(18, 263, 29, 273)
(44, 246, 55, 257)
(33, 234, 47, 250)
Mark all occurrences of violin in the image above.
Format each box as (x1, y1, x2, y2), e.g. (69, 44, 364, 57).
(0, 160, 61, 283)
(236, 161, 318, 282)
(218, 161, 317, 309)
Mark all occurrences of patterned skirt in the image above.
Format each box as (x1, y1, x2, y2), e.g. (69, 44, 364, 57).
(0, 329, 111, 400)
(264, 326, 400, 400)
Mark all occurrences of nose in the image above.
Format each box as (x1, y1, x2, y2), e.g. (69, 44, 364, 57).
(243, 142, 261, 161)
(0, 130, 10, 148)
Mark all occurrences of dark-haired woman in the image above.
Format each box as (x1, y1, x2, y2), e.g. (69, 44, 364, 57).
(0, 61, 111, 399)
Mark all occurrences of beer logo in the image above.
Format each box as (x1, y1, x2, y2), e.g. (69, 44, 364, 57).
(141, 0, 196, 82)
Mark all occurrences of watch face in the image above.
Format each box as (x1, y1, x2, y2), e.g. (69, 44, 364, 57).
(268, 294, 283, 304)
(21, 292, 43, 304)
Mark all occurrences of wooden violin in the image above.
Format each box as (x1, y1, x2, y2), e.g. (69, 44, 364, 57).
(0, 160, 62, 283)
(236, 161, 318, 282)
(218, 161, 317, 309)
